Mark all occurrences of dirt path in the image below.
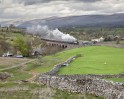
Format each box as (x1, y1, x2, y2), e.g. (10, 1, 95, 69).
(18, 60, 39, 82)
(0, 58, 39, 82)
(27, 72, 39, 82)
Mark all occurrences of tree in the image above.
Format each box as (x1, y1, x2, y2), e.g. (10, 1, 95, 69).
(0, 39, 10, 56)
(13, 37, 32, 57)
(9, 24, 15, 29)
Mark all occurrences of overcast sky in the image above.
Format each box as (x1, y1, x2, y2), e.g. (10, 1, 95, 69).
(0, 0, 124, 21)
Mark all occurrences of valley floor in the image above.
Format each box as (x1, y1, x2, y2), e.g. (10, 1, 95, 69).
(0, 45, 124, 99)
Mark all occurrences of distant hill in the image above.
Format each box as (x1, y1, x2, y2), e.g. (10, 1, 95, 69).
(1, 13, 124, 28)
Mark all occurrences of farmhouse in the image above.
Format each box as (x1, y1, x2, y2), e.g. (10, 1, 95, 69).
(2, 51, 13, 57)
(91, 37, 104, 43)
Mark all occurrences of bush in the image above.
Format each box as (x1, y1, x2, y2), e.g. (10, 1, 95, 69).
(76, 54, 83, 57)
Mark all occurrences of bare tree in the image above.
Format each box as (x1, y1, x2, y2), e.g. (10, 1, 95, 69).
(116, 37, 120, 44)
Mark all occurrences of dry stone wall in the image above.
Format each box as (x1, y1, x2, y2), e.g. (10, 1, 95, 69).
(44, 55, 78, 75)
(37, 74, 124, 99)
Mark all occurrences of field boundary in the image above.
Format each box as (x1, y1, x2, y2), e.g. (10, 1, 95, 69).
(44, 55, 78, 75)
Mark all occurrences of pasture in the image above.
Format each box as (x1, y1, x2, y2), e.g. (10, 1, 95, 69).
(57, 46, 124, 75)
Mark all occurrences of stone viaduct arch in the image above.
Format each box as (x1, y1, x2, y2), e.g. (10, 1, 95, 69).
(41, 38, 80, 49)
(47, 41, 68, 48)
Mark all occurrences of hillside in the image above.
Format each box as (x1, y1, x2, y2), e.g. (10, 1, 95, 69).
(0, 27, 44, 56)
(1, 13, 124, 28)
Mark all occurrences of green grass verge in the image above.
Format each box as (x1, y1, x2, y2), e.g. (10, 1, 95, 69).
(105, 78, 124, 83)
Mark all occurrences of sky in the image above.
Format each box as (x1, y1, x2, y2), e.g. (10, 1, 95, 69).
(0, 0, 124, 21)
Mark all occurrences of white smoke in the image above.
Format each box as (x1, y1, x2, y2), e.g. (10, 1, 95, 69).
(27, 25, 77, 42)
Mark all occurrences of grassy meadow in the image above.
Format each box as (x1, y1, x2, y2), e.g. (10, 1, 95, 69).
(57, 46, 124, 75)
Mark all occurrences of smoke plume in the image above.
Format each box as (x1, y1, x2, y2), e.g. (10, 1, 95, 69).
(27, 25, 77, 42)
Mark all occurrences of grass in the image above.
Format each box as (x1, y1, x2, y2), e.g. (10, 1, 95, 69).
(24, 55, 72, 73)
(53, 89, 103, 99)
(0, 58, 34, 81)
(0, 67, 31, 81)
(1, 46, 123, 81)
(24, 46, 124, 75)
(121, 40, 124, 44)
(56, 46, 124, 75)
(0, 57, 30, 69)
(0, 54, 68, 80)
(0, 82, 103, 99)
(0, 46, 123, 97)
(105, 78, 124, 83)
(0, 82, 44, 89)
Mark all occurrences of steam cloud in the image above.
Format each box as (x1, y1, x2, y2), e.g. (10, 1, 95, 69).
(27, 25, 77, 42)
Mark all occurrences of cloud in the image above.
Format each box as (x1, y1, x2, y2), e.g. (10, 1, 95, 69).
(0, 0, 101, 5)
(0, 0, 124, 21)
(6, 0, 101, 5)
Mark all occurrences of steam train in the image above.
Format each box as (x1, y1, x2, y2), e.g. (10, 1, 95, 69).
(41, 38, 79, 45)
(68, 40, 79, 44)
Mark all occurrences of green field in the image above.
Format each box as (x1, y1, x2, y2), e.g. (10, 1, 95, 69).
(25, 46, 124, 75)
(57, 46, 124, 75)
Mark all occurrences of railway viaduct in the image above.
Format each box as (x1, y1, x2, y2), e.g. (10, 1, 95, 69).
(41, 38, 80, 49)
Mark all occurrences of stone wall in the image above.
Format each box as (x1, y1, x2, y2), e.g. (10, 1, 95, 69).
(37, 74, 124, 99)
(44, 55, 78, 75)
(36, 55, 124, 99)
(66, 74, 124, 79)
